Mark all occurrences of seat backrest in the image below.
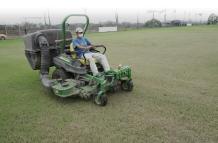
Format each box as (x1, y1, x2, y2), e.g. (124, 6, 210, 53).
(69, 43, 77, 59)
(69, 43, 74, 52)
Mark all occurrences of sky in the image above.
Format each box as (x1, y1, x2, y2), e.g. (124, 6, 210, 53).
(0, 0, 218, 24)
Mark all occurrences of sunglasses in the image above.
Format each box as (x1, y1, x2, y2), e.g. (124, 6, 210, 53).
(76, 32, 83, 34)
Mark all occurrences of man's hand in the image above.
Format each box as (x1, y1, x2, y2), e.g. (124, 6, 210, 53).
(87, 45, 95, 49)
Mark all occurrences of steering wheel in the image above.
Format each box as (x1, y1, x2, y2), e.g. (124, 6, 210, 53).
(82, 45, 107, 64)
(89, 45, 106, 54)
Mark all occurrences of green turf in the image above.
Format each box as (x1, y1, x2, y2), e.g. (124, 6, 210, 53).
(0, 26, 218, 143)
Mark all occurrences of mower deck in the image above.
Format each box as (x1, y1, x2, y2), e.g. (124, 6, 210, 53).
(51, 66, 133, 105)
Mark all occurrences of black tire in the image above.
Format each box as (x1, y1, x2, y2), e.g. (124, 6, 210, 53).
(52, 68, 69, 80)
(0, 37, 5, 40)
(110, 84, 119, 93)
(121, 80, 134, 91)
(96, 63, 104, 72)
(94, 94, 108, 106)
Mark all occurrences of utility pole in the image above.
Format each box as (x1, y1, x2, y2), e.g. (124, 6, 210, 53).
(23, 17, 43, 32)
(148, 10, 165, 22)
(18, 24, 21, 35)
(147, 10, 159, 19)
(164, 9, 167, 23)
(137, 14, 139, 29)
(115, 11, 119, 31)
(115, 12, 119, 26)
(44, 14, 47, 28)
(5, 25, 7, 35)
(48, 11, 52, 27)
(198, 13, 203, 24)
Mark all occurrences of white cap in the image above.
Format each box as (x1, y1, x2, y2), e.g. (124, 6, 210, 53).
(75, 27, 84, 33)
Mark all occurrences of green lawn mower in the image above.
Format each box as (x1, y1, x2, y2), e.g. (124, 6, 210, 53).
(24, 14, 133, 106)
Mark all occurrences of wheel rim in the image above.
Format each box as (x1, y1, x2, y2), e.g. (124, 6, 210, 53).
(121, 80, 133, 91)
(94, 93, 107, 106)
(122, 81, 129, 90)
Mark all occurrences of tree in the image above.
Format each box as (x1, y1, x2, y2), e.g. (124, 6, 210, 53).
(208, 13, 218, 25)
(145, 19, 162, 28)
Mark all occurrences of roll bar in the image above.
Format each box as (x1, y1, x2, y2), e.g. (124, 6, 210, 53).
(61, 14, 89, 52)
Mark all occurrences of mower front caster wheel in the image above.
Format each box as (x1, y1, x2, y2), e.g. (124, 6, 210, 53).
(121, 80, 134, 91)
(94, 94, 108, 106)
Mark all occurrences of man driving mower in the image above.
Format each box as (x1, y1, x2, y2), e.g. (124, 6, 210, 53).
(23, 14, 133, 106)
(72, 27, 110, 76)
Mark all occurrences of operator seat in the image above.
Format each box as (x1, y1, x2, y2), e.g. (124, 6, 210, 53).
(69, 43, 98, 65)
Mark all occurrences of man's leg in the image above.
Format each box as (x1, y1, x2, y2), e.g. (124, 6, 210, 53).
(92, 53, 110, 72)
(84, 53, 99, 76)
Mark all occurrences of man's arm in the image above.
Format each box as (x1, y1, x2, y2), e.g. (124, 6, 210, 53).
(73, 39, 89, 50)
(76, 45, 89, 49)
(85, 38, 96, 49)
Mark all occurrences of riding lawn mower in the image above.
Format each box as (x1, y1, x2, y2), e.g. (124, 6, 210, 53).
(24, 14, 133, 106)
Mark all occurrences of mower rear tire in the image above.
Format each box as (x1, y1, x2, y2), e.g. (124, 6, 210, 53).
(0, 37, 6, 40)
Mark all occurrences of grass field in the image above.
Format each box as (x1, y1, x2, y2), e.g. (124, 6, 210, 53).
(0, 26, 218, 143)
